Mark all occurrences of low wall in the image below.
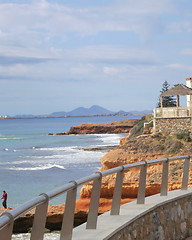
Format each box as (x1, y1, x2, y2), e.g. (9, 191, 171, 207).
(109, 195, 192, 240)
(73, 189, 192, 240)
(154, 118, 192, 135)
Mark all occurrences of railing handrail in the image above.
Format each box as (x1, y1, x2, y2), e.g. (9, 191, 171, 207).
(154, 106, 192, 118)
(0, 154, 191, 239)
(155, 106, 191, 109)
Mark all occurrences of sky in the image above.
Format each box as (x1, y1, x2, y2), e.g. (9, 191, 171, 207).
(0, 0, 192, 115)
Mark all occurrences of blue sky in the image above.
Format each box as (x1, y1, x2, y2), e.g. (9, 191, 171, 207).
(0, 0, 192, 115)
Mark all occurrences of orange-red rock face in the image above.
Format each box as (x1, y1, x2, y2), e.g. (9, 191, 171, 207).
(80, 134, 192, 199)
(8, 125, 192, 232)
(57, 119, 139, 134)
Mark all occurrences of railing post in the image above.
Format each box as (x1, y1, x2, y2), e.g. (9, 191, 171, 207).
(111, 166, 124, 215)
(182, 156, 190, 190)
(137, 162, 147, 204)
(160, 159, 169, 196)
(60, 181, 77, 240)
(30, 194, 49, 240)
(86, 173, 102, 229)
(0, 213, 14, 240)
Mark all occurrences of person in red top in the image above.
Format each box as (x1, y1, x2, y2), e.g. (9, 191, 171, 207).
(1, 190, 7, 209)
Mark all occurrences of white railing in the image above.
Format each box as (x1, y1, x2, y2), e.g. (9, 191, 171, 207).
(0, 155, 191, 240)
(154, 107, 192, 118)
(143, 120, 153, 133)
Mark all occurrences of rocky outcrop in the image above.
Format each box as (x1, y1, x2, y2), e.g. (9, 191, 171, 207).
(1, 119, 140, 233)
(80, 134, 192, 199)
(56, 119, 139, 135)
(7, 198, 134, 233)
(5, 119, 192, 233)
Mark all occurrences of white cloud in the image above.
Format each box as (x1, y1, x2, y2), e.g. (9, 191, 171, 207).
(166, 63, 192, 72)
(103, 66, 122, 75)
(60, 45, 157, 64)
(0, 0, 175, 50)
(0, 0, 192, 114)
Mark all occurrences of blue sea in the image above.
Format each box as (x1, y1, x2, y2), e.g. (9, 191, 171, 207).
(0, 115, 142, 209)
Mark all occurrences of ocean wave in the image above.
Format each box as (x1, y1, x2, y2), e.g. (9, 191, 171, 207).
(94, 133, 125, 145)
(3, 149, 104, 166)
(12, 151, 104, 167)
(25, 154, 67, 159)
(8, 164, 66, 171)
(12, 232, 60, 240)
(4, 133, 122, 153)
(1, 160, 31, 165)
(0, 137, 22, 140)
(37, 146, 79, 152)
(26, 151, 103, 163)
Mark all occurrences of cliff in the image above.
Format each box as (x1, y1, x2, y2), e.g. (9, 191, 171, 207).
(4, 117, 192, 233)
(56, 119, 139, 135)
(2, 197, 134, 233)
(80, 132, 192, 199)
(2, 119, 140, 233)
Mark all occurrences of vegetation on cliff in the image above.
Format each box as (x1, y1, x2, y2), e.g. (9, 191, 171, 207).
(9, 115, 192, 233)
(122, 133, 190, 155)
(123, 114, 192, 155)
(80, 115, 192, 199)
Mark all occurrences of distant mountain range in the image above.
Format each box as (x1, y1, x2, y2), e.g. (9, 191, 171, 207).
(12, 105, 152, 118)
(49, 105, 114, 117)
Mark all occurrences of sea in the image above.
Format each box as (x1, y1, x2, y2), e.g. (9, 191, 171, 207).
(0, 115, 141, 239)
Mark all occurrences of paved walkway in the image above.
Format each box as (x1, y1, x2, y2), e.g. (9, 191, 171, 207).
(72, 188, 192, 240)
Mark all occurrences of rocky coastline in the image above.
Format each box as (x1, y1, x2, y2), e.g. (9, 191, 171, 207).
(56, 119, 139, 135)
(3, 116, 192, 233)
(1, 118, 139, 233)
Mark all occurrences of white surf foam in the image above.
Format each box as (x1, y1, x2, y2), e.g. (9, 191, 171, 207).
(94, 133, 126, 145)
(2, 133, 123, 171)
(0, 137, 22, 140)
(28, 150, 103, 164)
(12, 232, 60, 240)
(37, 146, 79, 152)
(8, 164, 66, 171)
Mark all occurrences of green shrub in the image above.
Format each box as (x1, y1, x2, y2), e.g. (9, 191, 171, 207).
(175, 131, 191, 142)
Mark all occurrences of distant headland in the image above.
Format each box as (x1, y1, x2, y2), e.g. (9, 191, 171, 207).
(0, 105, 152, 119)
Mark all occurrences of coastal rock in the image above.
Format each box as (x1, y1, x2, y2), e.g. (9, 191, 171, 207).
(56, 119, 139, 135)
(80, 134, 192, 199)
(5, 121, 192, 233)
(7, 198, 134, 233)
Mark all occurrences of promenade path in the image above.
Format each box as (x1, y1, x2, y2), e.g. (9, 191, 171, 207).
(72, 188, 192, 240)
(0, 155, 192, 240)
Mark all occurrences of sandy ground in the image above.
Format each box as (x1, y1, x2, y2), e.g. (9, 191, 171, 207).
(0, 207, 12, 216)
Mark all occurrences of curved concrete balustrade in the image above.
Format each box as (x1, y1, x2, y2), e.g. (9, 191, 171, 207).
(0, 155, 191, 240)
(73, 188, 192, 239)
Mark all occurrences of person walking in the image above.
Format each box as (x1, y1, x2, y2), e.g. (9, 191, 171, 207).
(1, 190, 7, 209)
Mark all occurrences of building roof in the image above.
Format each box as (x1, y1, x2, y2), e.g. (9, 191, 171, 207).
(160, 84, 192, 96)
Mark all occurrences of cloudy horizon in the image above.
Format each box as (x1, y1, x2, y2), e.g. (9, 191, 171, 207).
(0, 0, 192, 115)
